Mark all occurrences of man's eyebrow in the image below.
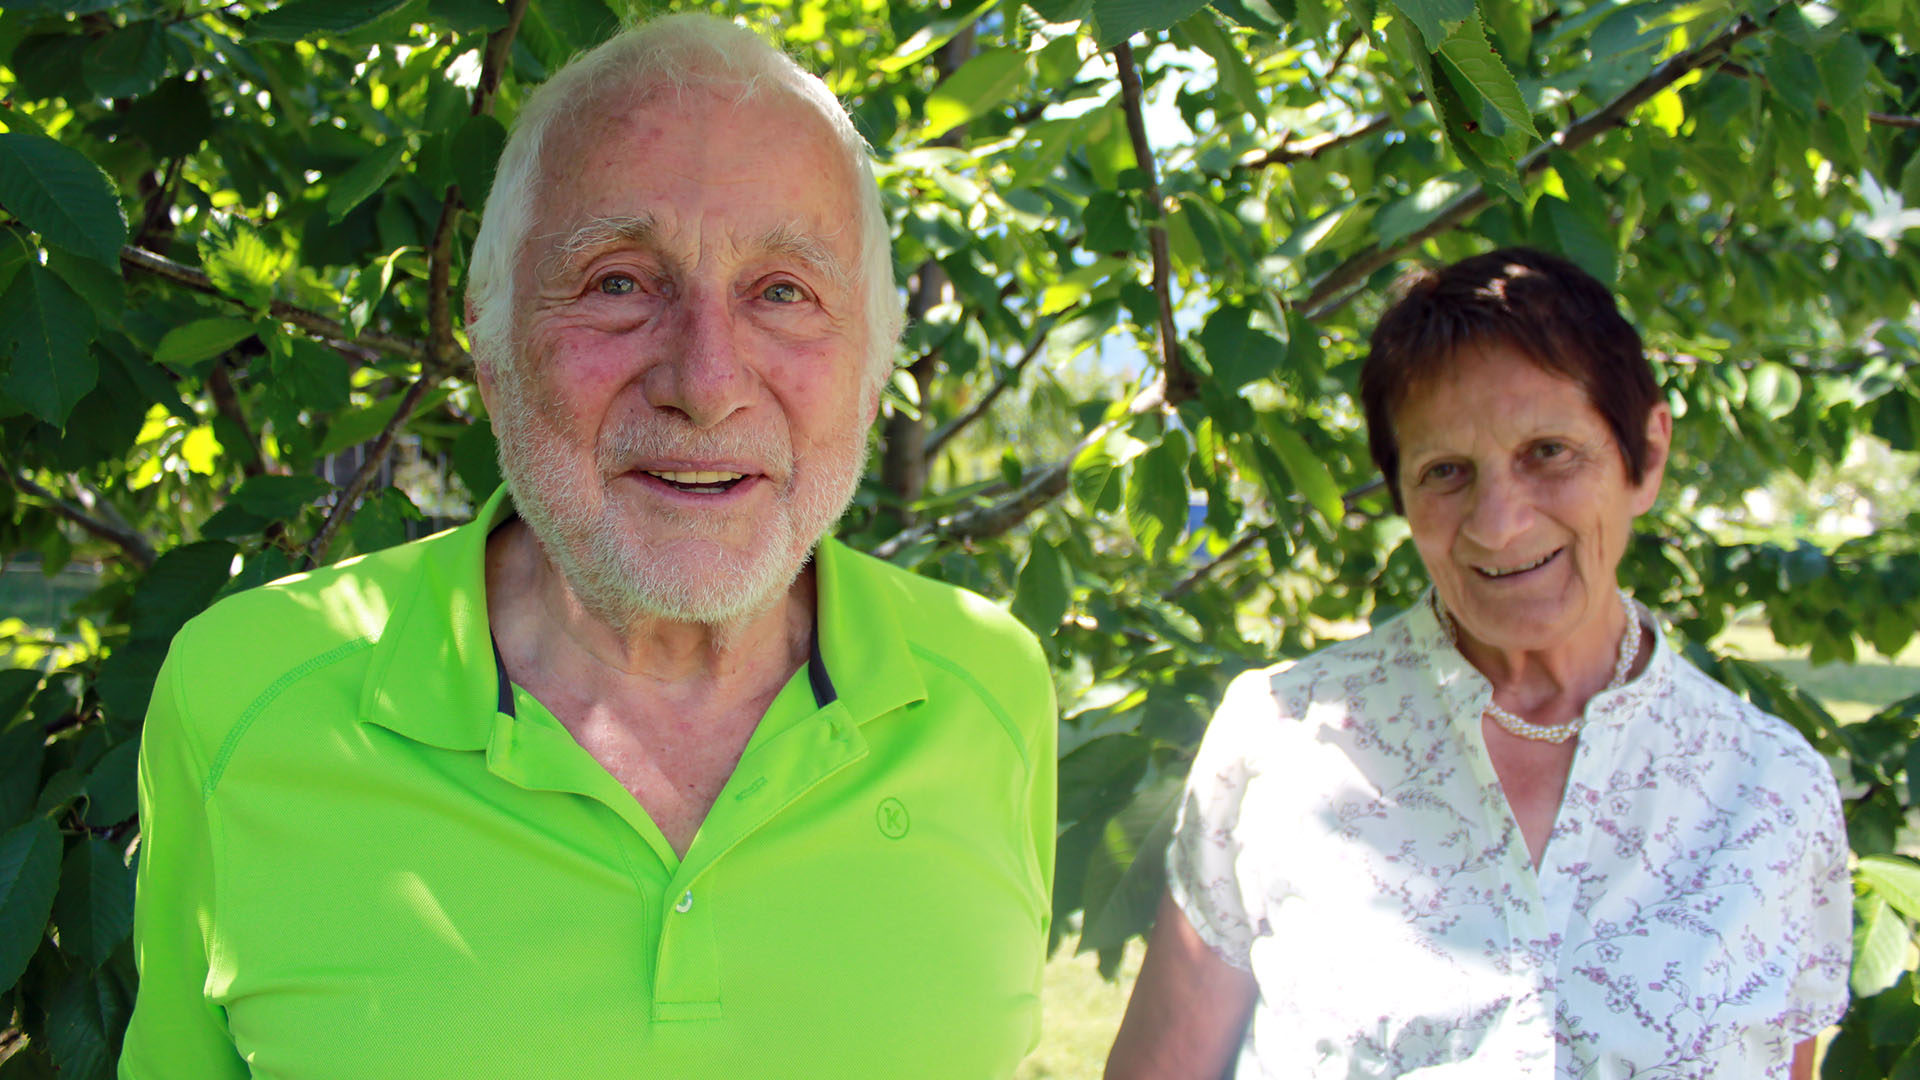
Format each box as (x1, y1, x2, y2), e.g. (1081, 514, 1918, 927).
(754, 221, 853, 291)
(536, 214, 658, 281)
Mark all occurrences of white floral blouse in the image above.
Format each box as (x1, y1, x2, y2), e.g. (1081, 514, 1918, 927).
(1167, 592, 1851, 1079)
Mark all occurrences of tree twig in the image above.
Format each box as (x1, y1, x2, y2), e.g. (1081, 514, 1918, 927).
(1114, 41, 1197, 405)
(1300, 11, 1771, 318)
(921, 313, 1060, 461)
(1165, 532, 1259, 598)
(4, 469, 155, 569)
(474, 0, 531, 118)
(300, 373, 434, 568)
(1236, 111, 1396, 171)
(1714, 61, 1920, 128)
(119, 245, 434, 361)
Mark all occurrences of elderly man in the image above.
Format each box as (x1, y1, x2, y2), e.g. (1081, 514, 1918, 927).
(120, 15, 1055, 1079)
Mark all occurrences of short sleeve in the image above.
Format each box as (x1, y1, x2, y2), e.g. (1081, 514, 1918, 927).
(119, 626, 250, 1079)
(1164, 668, 1278, 972)
(1779, 759, 1853, 1038)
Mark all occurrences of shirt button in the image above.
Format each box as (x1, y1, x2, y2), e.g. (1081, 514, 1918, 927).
(674, 890, 693, 913)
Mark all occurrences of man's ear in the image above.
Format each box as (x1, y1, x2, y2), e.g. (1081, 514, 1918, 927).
(1631, 402, 1673, 516)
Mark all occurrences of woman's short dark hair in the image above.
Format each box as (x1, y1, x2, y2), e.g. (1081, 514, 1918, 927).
(1358, 247, 1661, 513)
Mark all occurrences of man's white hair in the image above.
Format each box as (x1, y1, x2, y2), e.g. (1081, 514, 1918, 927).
(467, 13, 902, 391)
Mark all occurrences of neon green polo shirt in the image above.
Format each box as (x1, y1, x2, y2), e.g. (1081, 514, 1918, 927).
(120, 488, 1055, 1079)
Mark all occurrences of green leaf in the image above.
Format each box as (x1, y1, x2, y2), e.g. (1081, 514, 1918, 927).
(1125, 431, 1190, 561)
(127, 540, 238, 646)
(1259, 414, 1344, 527)
(0, 817, 60, 994)
(1198, 304, 1287, 392)
(452, 114, 507, 210)
(1437, 16, 1538, 140)
(0, 723, 45, 835)
(265, 338, 351, 417)
(341, 486, 422, 559)
(44, 962, 131, 1080)
(325, 139, 408, 224)
(1861, 855, 1920, 923)
(1387, 0, 1477, 51)
(123, 76, 215, 158)
(427, 0, 509, 32)
(199, 217, 283, 313)
(1078, 776, 1180, 951)
(248, 0, 413, 40)
(81, 19, 167, 100)
(1536, 196, 1616, 289)
(0, 668, 41, 729)
(80, 740, 137, 829)
(230, 474, 334, 521)
(0, 264, 98, 426)
(1182, 11, 1264, 127)
(923, 49, 1028, 140)
(1090, 0, 1211, 48)
(152, 317, 256, 372)
(1081, 192, 1139, 253)
(0, 133, 127, 267)
(452, 421, 502, 501)
(1011, 537, 1071, 638)
(1853, 894, 1912, 999)
(51, 837, 133, 970)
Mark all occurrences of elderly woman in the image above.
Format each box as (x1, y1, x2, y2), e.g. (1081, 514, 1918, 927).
(1106, 248, 1851, 1079)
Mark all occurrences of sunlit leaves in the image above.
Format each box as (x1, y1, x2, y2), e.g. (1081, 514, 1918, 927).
(199, 218, 284, 314)
(923, 48, 1028, 139)
(1012, 537, 1072, 638)
(153, 318, 256, 372)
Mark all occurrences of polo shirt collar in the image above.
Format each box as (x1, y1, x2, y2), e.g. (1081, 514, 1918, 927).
(809, 536, 928, 724)
(358, 484, 516, 751)
(360, 487, 926, 746)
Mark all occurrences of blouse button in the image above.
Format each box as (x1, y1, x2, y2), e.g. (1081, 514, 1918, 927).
(674, 890, 693, 913)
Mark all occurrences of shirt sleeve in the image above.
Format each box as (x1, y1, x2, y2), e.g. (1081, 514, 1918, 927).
(119, 626, 249, 1080)
(1164, 668, 1274, 972)
(1778, 760, 1853, 1039)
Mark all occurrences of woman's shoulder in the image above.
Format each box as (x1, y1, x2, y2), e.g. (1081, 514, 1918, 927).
(1659, 649, 1841, 801)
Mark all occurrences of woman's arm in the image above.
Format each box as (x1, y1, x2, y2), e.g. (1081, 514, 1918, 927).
(1105, 890, 1259, 1080)
(1791, 1036, 1816, 1080)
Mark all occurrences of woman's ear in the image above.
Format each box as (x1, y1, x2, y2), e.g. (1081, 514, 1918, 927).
(1631, 403, 1673, 515)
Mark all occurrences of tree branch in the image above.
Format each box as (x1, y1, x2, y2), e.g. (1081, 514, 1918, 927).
(1114, 41, 1197, 405)
(120, 245, 434, 361)
(1714, 61, 1920, 128)
(1165, 532, 1259, 599)
(1300, 12, 1770, 318)
(921, 313, 1059, 461)
(873, 383, 1164, 560)
(300, 373, 434, 569)
(474, 0, 530, 118)
(4, 469, 155, 569)
(1237, 110, 1398, 172)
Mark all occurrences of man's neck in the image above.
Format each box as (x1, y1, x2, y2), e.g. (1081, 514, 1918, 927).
(484, 519, 813, 712)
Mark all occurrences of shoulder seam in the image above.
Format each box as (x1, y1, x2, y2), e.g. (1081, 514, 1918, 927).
(202, 635, 376, 801)
(907, 641, 1032, 772)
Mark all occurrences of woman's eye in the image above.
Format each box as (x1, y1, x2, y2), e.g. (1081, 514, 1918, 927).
(597, 274, 638, 295)
(762, 281, 804, 303)
(1534, 441, 1566, 460)
(1422, 463, 1460, 483)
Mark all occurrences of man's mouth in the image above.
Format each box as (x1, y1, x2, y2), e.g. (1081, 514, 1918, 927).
(641, 469, 749, 494)
(1474, 548, 1561, 579)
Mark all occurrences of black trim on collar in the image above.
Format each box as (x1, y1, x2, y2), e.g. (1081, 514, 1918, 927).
(492, 634, 515, 717)
(489, 624, 834, 718)
(807, 610, 836, 708)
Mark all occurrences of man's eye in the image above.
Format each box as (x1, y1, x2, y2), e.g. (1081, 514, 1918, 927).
(597, 274, 638, 295)
(762, 281, 804, 303)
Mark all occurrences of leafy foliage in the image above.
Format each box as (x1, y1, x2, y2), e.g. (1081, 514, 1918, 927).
(0, 0, 1917, 1072)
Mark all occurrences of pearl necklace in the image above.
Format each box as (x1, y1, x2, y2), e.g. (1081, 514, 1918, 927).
(1433, 587, 1641, 744)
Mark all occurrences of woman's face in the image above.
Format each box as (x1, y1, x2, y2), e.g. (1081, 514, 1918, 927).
(1394, 342, 1670, 658)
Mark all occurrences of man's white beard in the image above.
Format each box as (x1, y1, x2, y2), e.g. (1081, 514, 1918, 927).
(490, 371, 868, 635)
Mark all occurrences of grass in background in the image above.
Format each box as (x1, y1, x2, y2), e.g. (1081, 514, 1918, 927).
(1018, 620, 1920, 1079)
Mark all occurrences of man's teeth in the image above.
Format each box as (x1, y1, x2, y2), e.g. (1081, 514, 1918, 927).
(647, 469, 745, 485)
(1478, 551, 1554, 577)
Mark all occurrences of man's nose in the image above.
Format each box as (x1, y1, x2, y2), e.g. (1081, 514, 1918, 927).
(643, 288, 752, 428)
(1461, 471, 1534, 551)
